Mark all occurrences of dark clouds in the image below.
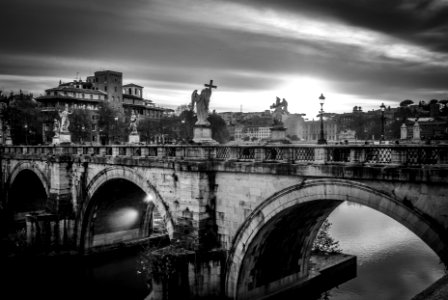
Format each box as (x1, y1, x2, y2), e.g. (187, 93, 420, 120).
(0, 0, 447, 115)
(233, 0, 448, 51)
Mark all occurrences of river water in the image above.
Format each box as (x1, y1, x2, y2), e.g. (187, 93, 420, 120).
(325, 202, 446, 300)
(3, 201, 445, 300)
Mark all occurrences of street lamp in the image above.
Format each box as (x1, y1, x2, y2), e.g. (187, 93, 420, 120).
(24, 124, 28, 145)
(114, 116, 119, 144)
(317, 93, 327, 144)
(81, 125, 85, 144)
(380, 102, 386, 142)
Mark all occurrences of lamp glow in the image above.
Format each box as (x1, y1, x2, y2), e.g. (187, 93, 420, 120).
(144, 193, 154, 203)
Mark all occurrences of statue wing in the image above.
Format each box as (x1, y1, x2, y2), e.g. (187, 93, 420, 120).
(202, 88, 212, 107)
(191, 90, 199, 109)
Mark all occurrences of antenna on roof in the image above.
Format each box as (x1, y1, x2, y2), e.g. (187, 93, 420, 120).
(75, 72, 79, 80)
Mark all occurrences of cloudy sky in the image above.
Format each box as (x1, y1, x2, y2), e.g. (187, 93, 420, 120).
(1, 0, 447, 118)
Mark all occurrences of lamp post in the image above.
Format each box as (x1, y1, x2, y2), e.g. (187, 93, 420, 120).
(380, 102, 386, 142)
(81, 125, 85, 144)
(317, 93, 327, 144)
(24, 124, 28, 145)
(114, 116, 118, 144)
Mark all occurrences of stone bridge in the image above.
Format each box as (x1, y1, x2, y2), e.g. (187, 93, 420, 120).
(1, 144, 448, 299)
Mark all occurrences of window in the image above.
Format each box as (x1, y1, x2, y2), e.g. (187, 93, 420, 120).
(90, 94, 93, 99)
(114, 86, 117, 92)
(105, 86, 108, 91)
(128, 88, 132, 95)
(82, 93, 85, 98)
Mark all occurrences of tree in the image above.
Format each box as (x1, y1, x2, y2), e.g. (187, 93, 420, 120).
(209, 113, 230, 144)
(97, 102, 124, 144)
(178, 109, 195, 142)
(400, 99, 414, 107)
(312, 219, 341, 254)
(3, 92, 43, 145)
(68, 109, 93, 144)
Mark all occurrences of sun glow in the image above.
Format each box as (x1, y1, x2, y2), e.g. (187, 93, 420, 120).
(277, 76, 332, 119)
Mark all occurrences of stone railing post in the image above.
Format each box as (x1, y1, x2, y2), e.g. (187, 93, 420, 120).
(175, 146, 186, 159)
(140, 146, 149, 157)
(285, 147, 295, 162)
(112, 146, 119, 156)
(254, 147, 264, 161)
(207, 146, 217, 160)
(157, 146, 165, 159)
(228, 147, 238, 160)
(124, 146, 131, 156)
(314, 147, 327, 163)
(391, 146, 404, 164)
(350, 147, 365, 163)
(98, 147, 106, 156)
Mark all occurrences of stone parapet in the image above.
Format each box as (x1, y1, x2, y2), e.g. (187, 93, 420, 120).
(3, 144, 448, 166)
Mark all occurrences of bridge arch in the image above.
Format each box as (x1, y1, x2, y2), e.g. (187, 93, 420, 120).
(78, 167, 175, 251)
(6, 162, 49, 214)
(225, 178, 448, 299)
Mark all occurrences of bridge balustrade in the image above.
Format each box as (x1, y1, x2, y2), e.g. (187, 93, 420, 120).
(2, 145, 448, 166)
(293, 147, 315, 162)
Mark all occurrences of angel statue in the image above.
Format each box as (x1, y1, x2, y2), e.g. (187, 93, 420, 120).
(129, 110, 138, 134)
(270, 97, 284, 126)
(59, 104, 73, 132)
(191, 88, 212, 126)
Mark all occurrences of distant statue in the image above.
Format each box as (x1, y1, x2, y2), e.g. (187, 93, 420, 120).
(129, 110, 138, 134)
(270, 96, 289, 126)
(53, 118, 60, 137)
(413, 120, 421, 141)
(281, 98, 289, 114)
(59, 104, 73, 132)
(191, 88, 212, 125)
(4, 122, 11, 138)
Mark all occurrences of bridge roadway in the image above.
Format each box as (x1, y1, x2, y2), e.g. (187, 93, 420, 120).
(1, 144, 448, 299)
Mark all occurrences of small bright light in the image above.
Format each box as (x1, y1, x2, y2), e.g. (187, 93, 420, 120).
(144, 193, 154, 203)
(108, 208, 139, 230)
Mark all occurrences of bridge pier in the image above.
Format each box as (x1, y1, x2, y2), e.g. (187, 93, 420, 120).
(145, 249, 227, 300)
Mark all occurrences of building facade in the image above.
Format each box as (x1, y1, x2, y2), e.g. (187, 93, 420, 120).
(303, 119, 338, 142)
(36, 70, 172, 144)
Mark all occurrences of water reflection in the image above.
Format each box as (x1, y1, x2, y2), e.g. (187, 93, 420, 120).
(2, 249, 148, 300)
(326, 202, 445, 300)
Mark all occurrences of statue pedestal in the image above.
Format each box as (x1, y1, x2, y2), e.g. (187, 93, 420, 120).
(57, 133, 71, 144)
(5, 137, 12, 145)
(266, 127, 290, 144)
(193, 125, 218, 145)
(128, 134, 140, 144)
(400, 123, 407, 140)
(412, 122, 421, 141)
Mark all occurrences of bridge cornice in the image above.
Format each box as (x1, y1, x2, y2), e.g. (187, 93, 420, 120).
(3, 145, 448, 183)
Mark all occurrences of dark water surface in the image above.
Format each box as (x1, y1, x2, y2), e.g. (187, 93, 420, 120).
(2, 202, 445, 300)
(2, 248, 149, 300)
